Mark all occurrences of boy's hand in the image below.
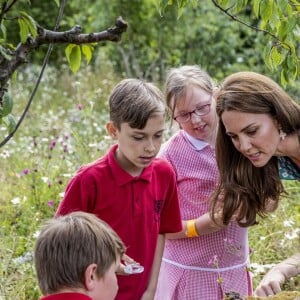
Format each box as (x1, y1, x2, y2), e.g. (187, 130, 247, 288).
(116, 254, 144, 275)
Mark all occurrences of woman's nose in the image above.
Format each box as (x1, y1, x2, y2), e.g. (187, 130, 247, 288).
(239, 137, 251, 152)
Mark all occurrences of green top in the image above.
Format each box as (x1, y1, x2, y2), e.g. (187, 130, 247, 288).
(278, 129, 300, 180)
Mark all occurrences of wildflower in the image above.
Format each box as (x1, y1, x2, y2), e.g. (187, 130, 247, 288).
(283, 220, 294, 227)
(284, 228, 300, 240)
(47, 200, 54, 207)
(0, 150, 10, 158)
(11, 197, 21, 205)
(77, 103, 84, 110)
(33, 230, 40, 238)
(49, 139, 56, 150)
(23, 169, 30, 175)
(13, 251, 33, 264)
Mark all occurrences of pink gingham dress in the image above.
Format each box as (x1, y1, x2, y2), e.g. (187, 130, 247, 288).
(155, 131, 252, 300)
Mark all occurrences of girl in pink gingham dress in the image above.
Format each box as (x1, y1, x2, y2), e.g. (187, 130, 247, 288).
(154, 66, 252, 300)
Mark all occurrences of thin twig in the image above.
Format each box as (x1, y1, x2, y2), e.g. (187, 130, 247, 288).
(211, 0, 280, 41)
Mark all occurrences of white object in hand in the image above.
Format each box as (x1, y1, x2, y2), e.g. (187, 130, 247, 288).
(124, 262, 144, 274)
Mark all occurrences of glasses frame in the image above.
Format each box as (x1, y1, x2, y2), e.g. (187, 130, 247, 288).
(173, 97, 212, 123)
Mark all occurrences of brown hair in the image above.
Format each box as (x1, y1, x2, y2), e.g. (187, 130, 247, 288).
(34, 211, 125, 295)
(210, 71, 300, 227)
(109, 78, 165, 129)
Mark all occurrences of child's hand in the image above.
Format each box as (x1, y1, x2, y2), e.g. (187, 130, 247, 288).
(116, 254, 144, 275)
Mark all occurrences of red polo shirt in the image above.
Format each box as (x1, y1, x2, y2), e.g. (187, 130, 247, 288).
(41, 293, 91, 300)
(56, 144, 182, 300)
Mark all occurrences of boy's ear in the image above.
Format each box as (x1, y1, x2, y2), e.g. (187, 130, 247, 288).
(106, 121, 118, 139)
(84, 263, 99, 291)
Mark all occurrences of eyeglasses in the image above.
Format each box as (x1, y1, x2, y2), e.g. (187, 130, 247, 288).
(173, 103, 211, 123)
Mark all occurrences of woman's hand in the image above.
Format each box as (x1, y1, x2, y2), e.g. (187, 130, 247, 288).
(254, 254, 300, 297)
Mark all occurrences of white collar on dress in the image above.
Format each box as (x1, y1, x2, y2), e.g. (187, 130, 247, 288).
(183, 131, 209, 151)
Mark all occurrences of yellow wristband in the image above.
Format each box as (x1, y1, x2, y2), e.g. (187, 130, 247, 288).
(186, 219, 199, 238)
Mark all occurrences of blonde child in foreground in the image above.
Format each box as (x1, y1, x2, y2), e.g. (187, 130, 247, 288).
(34, 211, 125, 300)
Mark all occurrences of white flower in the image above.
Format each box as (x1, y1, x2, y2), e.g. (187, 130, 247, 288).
(11, 197, 21, 205)
(41, 176, 49, 183)
(283, 220, 294, 227)
(284, 228, 300, 240)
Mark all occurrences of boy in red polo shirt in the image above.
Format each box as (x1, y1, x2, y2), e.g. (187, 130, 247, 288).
(35, 211, 125, 300)
(56, 78, 182, 300)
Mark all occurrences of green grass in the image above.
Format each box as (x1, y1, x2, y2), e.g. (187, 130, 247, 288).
(0, 61, 299, 299)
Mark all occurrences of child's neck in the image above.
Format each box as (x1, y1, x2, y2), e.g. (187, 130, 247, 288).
(115, 149, 144, 177)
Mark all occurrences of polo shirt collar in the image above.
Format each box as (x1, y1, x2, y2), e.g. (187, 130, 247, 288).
(108, 144, 152, 186)
(183, 131, 209, 150)
(41, 292, 92, 300)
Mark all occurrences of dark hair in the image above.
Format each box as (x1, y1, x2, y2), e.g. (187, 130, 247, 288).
(109, 78, 165, 129)
(210, 71, 300, 227)
(34, 211, 125, 295)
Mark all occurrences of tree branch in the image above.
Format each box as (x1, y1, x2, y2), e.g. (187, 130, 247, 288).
(35, 16, 128, 44)
(0, 16, 128, 93)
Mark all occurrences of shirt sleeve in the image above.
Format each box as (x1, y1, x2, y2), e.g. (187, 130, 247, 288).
(158, 163, 182, 234)
(55, 169, 97, 216)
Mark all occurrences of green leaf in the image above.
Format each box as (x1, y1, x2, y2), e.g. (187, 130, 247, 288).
(234, 0, 248, 14)
(0, 21, 7, 40)
(253, 0, 260, 18)
(263, 41, 273, 70)
(278, 20, 288, 41)
(0, 45, 12, 61)
(280, 69, 288, 87)
(178, 0, 187, 8)
(65, 44, 81, 73)
(0, 92, 13, 117)
(18, 18, 29, 44)
(53, 0, 60, 7)
(20, 11, 37, 39)
(260, 0, 273, 23)
(81, 44, 93, 64)
(177, 6, 184, 19)
(218, 0, 229, 7)
(7, 114, 16, 134)
(276, 0, 288, 15)
(3, 114, 16, 134)
(270, 46, 281, 68)
(156, 0, 170, 16)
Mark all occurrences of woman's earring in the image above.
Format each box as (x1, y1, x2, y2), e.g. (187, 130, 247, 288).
(279, 129, 287, 141)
